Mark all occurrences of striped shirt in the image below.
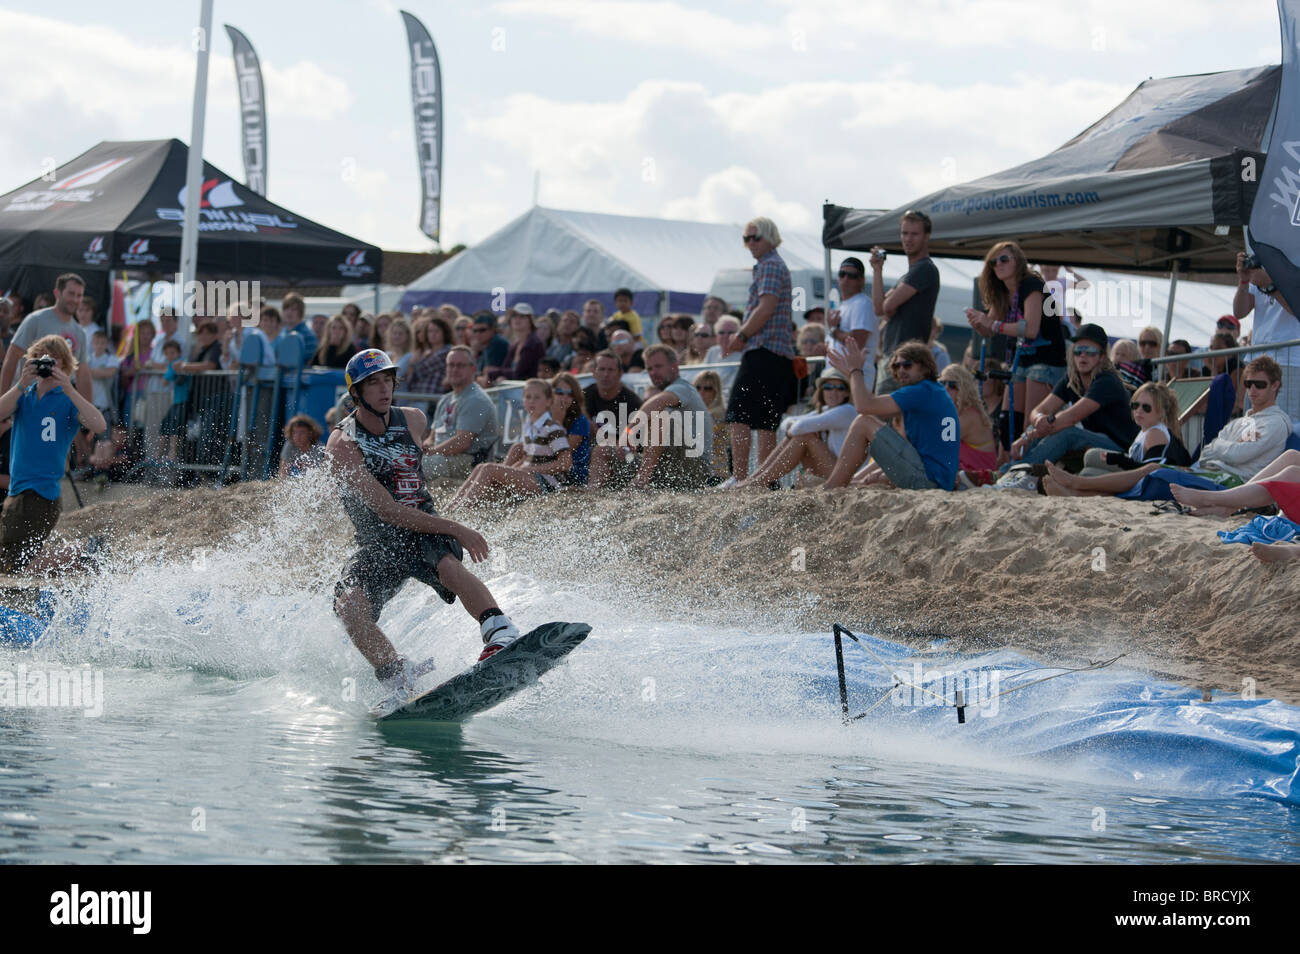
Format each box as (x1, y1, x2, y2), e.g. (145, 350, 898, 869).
(521, 411, 571, 488)
(746, 249, 795, 358)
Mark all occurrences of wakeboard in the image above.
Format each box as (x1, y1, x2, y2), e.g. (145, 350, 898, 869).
(375, 621, 590, 721)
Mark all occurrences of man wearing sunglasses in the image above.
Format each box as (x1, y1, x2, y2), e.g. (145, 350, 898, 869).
(827, 256, 878, 389)
(822, 338, 958, 491)
(722, 217, 797, 482)
(870, 211, 940, 396)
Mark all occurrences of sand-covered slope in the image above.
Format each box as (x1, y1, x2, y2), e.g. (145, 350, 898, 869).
(30, 480, 1300, 703)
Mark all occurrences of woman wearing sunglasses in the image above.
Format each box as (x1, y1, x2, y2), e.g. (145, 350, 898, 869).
(966, 241, 1067, 448)
(1042, 356, 1292, 500)
(692, 370, 730, 481)
(686, 325, 716, 365)
(938, 365, 998, 486)
(1002, 322, 1137, 472)
(730, 367, 856, 490)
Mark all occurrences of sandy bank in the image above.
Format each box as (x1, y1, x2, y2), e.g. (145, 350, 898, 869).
(23, 479, 1300, 704)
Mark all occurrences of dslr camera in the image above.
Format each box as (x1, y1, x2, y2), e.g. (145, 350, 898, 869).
(32, 356, 56, 378)
(1242, 253, 1261, 271)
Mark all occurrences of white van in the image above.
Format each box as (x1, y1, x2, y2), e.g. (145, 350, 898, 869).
(708, 268, 829, 323)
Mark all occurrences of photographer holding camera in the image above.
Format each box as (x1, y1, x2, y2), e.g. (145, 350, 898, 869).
(1233, 250, 1300, 429)
(0, 335, 106, 575)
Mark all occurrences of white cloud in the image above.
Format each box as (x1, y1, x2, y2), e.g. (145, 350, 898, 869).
(495, 0, 778, 54)
(662, 166, 812, 228)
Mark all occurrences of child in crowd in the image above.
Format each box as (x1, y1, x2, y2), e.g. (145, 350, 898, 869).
(159, 339, 186, 463)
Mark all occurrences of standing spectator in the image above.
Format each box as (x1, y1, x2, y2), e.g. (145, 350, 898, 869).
(374, 313, 393, 349)
(700, 295, 728, 331)
(823, 338, 959, 492)
(668, 315, 695, 363)
(804, 307, 826, 325)
(406, 315, 454, 395)
(2, 273, 93, 402)
(609, 288, 644, 343)
(340, 302, 361, 325)
(75, 296, 97, 351)
(280, 292, 318, 363)
(826, 256, 878, 387)
(119, 320, 156, 434)
(86, 329, 119, 426)
(584, 350, 644, 486)
(569, 328, 598, 374)
(706, 317, 740, 363)
(489, 304, 545, 383)
(453, 314, 473, 347)
(351, 314, 375, 352)
(608, 330, 645, 373)
(438, 304, 462, 326)
(1233, 251, 1300, 432)
(313, 315, 358, 369)
(0, 298, 14, 352)
(471, 312, 510, 386)
(0, 335, 105, 574)
(310, 313, 328, 343)
(421, 345, 500, 481)
(580, 299, 609, 351)
(966, 241, 1065, 450)
(721, 217, 798, 483)
(176, 319, 226, 464)
(870, 211, 941, 395)
(149, 309, 180, 365)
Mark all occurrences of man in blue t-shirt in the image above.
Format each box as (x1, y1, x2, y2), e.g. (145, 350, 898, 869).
(0, 335, 107, 574)
(824, 338, 959, 490)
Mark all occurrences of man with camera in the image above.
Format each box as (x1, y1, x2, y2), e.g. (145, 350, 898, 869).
(0, 335, 106, 575)
(869, 211, 941, 396)
(1233, 250, 1300, 430)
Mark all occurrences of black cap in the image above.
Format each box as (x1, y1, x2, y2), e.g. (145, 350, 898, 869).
(472, 312, 497, 328)
(1070, 323, 1109, 349)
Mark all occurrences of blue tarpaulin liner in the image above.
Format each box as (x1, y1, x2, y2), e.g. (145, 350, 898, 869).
(824, 631, 1300, 807)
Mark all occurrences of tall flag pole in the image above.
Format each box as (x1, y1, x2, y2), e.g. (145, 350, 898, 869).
(179, 0, 214, 352)
(1250, 0, 1300, 314)
(225, 25, 268, 196)
(400, 10, 443, 245)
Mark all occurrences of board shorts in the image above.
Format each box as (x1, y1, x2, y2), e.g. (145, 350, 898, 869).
(1013, 363, 1067, 388)
(335, 531, 465, 621)
(0, 490, 61, 574)
(725, 347, 797, 432)
(869, 425, 941, 490)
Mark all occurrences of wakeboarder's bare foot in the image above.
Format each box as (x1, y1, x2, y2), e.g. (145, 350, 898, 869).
(1251, 541, 1300, 564)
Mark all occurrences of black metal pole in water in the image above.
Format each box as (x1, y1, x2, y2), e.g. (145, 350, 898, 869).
(832, 623, 850, 724)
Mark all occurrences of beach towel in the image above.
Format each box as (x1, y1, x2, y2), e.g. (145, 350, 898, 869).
(1217, 514, 1300, 546)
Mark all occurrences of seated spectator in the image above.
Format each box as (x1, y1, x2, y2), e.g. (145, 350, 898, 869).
(351, 313, 375, 352)
(1043, 381, 1190, 492)
(1002, 323, 1137, 473)
(278, 414, 326, 478)
(1042, 356, 1292, 500)
(89, 423, 137, 486)
(595, 345, 712, 490)
(608, 330, 645, 373)
(705, 316, 740, 362)
(548, 310, 581, 366)
(310, 313, 328, 342)
(0, 335, 106, 574)
(549, 372, 591, 487)
(584, 350, 644, 486)
(1137, 326, 1163, 371)
(538, 356, 562, 378)
(685, 323, 715, 364)
(374, 312, 393, 348)
(489, 304, 545, 383)
(804, 307, 826, 325)
(941, 364, 998, 486)
(453, 314, 473, 347)
(692, 369, 730, 481)
(797, 322, 827, 357)
(1110, 338, 1148, 392)
(405, 315, 454, 394)
(314, 314, 358, 369)
(822, 338, 959, 491)
(385, 317, 416, 381)
(699, 295, 727, 330)
(1162, 339, 1197, 380)
(580, 298, 609, 351)
(1188, 331, 1243, 424)
(568, 327, 598, 374)
(445, 378, 571, 509)
(731, 367, 855, 490)
(1170, 448, 1300, 519)
(421, 345, 500, 481)
(609, 288, 644, 343)
(471, 312, 510, 386)
(929, 317, 951, 371)
(439, 303, 462, 327)
(978, 357, 1008, 419)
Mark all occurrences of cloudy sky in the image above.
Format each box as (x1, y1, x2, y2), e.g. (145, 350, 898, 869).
(0, 1, 1283, 252)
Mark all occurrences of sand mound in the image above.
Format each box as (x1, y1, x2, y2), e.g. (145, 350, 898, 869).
(26, 479, 1300, 703)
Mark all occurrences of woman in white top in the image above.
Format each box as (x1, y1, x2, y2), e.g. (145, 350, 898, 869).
(730, 367, 856, 490)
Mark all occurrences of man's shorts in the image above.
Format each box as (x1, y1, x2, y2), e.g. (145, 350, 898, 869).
(725, 347, 796, 432)
(870, 425, 941, 490)
(608, 445, 711, 490)
(0, 490, 61, 574)
(334, 531, 465, 621)
(422, 452, 475, 481)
